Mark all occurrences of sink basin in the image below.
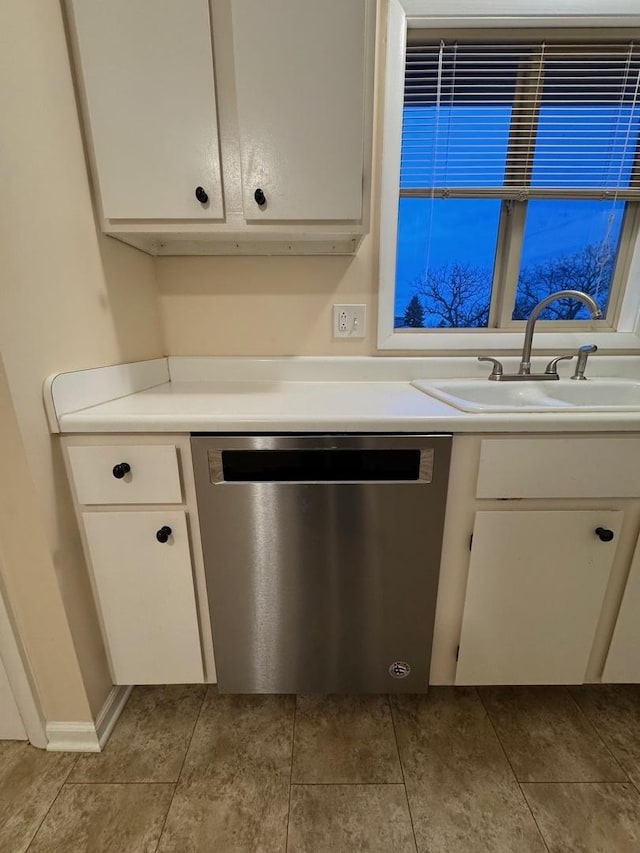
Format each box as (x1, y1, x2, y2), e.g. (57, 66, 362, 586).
(411, 379, 567, 412)
(543, 379, 640, 408)
(412, 378, 640, 413)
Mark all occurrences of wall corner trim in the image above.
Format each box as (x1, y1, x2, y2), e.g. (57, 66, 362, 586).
(95, 684, 133, 749)
(45, 684, 132, 752)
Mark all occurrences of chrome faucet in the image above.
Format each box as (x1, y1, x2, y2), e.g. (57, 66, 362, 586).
(519, 290, 602, 375)
(479, 289, 603, 381)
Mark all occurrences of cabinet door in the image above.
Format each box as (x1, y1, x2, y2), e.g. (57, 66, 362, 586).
(456, 510, 621, 685)
(83, 511, 203, 684)
(603, 535, 640, 682)
(70, 0, 223, 220)
(231, 0, 369, 221)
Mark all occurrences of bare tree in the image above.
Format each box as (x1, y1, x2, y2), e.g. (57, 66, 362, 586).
(411, 263, 492, 328)
(406, 245, 613, 329)
(514, 243, 614, 320)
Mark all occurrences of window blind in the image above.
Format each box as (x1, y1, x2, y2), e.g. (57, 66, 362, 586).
(401, 41, 640, 199)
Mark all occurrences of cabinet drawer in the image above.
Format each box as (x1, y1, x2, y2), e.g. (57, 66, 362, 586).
(68, 445, 182, 505)
(477, 437, 640, 499)
(83, 510, 203, 684)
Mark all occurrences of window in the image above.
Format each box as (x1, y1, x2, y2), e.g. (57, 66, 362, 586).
(378, 4, 640, 351)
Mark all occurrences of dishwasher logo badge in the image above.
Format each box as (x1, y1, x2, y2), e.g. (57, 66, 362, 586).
(389, 661, 411, 679)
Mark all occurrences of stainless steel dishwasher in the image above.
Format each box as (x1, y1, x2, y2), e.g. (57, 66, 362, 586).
(191, 434, 452, 693)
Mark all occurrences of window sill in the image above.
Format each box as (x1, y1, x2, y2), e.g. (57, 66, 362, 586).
(377, 329, 640, 352)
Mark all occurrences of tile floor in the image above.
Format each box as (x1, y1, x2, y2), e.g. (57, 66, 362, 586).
(2, 685, 640, 852)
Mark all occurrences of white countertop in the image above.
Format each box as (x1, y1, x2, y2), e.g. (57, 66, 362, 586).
(46, 356, 640, 434)
(57, 380, 466, 432)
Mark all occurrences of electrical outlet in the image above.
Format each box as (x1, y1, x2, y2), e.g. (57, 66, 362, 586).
(333, 304, 366, 338)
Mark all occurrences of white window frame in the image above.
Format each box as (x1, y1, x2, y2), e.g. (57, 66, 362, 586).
(377, 0, 640, 351)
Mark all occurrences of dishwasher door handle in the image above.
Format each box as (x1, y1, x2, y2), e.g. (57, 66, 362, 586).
(206, 447, 436, 485)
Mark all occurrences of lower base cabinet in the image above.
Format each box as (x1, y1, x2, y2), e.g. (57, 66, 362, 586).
(456, 510, 622, 685)
(603, 535, 640, 682)
(83, 511, 204, 684)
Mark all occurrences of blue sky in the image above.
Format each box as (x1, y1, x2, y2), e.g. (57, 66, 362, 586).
(395, 197, 625, 316)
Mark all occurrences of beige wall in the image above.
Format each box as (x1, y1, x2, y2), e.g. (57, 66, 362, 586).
(0, 357, 90, 723)
(0, 1, 164, 721)
(156, 247, 379, 356)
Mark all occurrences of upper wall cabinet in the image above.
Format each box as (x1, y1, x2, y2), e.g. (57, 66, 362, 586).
(67, 0, 375, 255)
(232, 0, 366, 222)
(69, 0, 224, 222)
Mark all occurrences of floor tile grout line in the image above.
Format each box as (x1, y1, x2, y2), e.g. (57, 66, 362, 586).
(151, 781, 177, 853)
(153, 685, 208, 853)
(284, 777, 640, 787)
(285, 695, 297, 853)
(68, 752, 81, 777)
(476, 688, 551, 853)
(25, 749, 81, 852)
(290, 781, 412, 787)
(175, 686, 208, 785)
(388, 694, 419, 853)
(63, 780, 180, 785)
(520, 780, 640, 786)
(565, 686, 631, 783)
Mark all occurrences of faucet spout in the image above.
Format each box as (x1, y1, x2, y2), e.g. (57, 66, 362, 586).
(519, 290, 602, 375)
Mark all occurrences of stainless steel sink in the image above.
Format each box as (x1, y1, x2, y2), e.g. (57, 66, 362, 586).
(411, 378, 640, 413)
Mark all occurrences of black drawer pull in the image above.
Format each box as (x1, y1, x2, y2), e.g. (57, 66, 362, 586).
(156, 526, 172, 544)
(112, 462, 131, 479)
(595, 527, 614, 542)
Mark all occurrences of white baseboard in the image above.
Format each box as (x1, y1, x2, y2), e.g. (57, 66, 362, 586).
(46, 722, 100, 752)
(46, 685, 133, 753)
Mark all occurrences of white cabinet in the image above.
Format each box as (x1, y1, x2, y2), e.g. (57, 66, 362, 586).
(62, 435, 215, 686)
(456, 510, 622, 685)
(231, 0, 366, 222)
(83, 511, 203, 685)
(66, 0, 375, 254)
(603, 534, 640, 682)
(69, 0, 223, 221)
(430, 435, 640, 687)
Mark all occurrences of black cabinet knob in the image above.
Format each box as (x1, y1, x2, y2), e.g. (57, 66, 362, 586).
(112, 462, 131, 479)
(595, 527, 615, 542)
(156, 526, 172, 544)
(254, 188, 266, 206)
(195, 186, 209, 204)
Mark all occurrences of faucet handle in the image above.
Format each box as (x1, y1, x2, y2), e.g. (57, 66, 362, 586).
(544, 354, 574, 376)
(478, 356, 504, 380)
